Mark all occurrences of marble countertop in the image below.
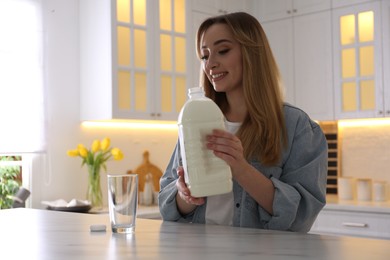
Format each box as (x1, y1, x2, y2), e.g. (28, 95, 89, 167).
(1, 208, 390, 259)
(325, 195, 390, 213)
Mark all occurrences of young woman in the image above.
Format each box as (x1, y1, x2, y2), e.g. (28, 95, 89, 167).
(158, 12, 328, 232)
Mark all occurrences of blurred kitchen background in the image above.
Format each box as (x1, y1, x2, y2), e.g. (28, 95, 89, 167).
(1, 0, 389, 216)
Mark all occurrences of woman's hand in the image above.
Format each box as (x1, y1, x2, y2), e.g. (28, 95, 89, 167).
(207, 129, 275, 215)
(206, 129, 248, 175)
(175, 166, 205, 214)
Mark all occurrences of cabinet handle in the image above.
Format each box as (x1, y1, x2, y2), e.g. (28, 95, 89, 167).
(150, 113, 161, 117)
(342, 222, 368, 228)
(287, 10, 291, 14)
(386, 110, 390, 115)
(293, 9, 297, 13)
(378, 110, 383, 115)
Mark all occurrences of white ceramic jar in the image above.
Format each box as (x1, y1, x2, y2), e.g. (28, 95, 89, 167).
(338, 177, 355, 200)
(373, 181, 387, 202)
(356, 178, 372, 201)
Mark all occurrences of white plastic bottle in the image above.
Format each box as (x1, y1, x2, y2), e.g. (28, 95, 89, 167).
(178, 87, 232, 197)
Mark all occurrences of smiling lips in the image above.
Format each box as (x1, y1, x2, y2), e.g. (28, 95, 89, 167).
(211, 72, 227, 82)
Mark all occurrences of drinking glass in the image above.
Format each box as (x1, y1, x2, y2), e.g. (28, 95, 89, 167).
(107, 174, 138, 233)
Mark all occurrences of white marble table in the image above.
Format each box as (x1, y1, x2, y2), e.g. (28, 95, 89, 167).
(0, 208, 389, 260)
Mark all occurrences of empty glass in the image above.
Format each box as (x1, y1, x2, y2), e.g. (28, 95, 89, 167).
(107, 174, 138, 233)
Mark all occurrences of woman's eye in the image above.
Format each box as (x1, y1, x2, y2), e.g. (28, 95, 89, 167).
(219, 49, 230, 55)
(200, 49, 229, 61)
(200, 55, 208, 61)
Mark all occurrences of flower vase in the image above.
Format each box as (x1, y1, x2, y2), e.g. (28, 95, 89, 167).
(87, 165, 103, 209)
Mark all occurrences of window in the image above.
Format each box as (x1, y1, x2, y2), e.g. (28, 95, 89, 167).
(0, 0, 44, 207)
(0, 0, 45, 153)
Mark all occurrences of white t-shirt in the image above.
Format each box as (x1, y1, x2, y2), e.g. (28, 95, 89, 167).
(205, 120, 241, 226)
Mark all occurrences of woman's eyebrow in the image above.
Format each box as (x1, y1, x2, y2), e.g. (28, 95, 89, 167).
(201, 39, 233, 49)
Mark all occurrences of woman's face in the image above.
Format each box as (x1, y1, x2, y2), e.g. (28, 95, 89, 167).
(199, 23, 243, 93)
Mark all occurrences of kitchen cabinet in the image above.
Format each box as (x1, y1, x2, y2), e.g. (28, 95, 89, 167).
(189, 11, 209, 88)
(257, 0, 331, 22)
(80, 0, 189, 121)
(382, 0, 390, 118)
(332, 1, 386, 119)
(261, 20, 294, 104)
(262, 10, 334, 120)
(190, 0, 254, 15)
(310, 201, 390, 239)
(332, 0, 378, 9)
(190, 0, 221, 14)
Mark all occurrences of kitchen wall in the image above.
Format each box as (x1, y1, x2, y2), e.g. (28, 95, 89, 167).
(31, 0, 178, 208)
(339, 120, 390, 199)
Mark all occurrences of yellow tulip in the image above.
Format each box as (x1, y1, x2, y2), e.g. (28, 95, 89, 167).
(78, 146, 88, 158)
(91, 140, 100, 153)
(68, 138, 123, 174)
(101, 137, 110, 151)
(111, 148, 124, 160)
(67, 149, 79, 157)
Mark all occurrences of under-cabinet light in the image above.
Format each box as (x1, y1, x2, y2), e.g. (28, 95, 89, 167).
(338, 118, 390, 128)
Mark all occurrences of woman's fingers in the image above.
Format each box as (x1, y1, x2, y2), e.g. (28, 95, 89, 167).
(176, 168, 189, 193)
(176, 167, 205, 205)
(206, 129, 244, 164)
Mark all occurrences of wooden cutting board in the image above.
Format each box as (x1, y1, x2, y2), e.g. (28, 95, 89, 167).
(128, 150, 163, 193)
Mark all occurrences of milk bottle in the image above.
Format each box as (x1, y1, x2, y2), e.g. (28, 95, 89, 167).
(178, 87, 232, 197)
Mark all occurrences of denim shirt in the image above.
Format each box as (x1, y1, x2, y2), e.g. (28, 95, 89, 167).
(158, 104, 328, 232)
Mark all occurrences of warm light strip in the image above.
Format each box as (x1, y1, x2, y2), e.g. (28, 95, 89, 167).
(81, 120, 178, 130)
(338, 118, 390, 128)
(83, 119, 390, 129)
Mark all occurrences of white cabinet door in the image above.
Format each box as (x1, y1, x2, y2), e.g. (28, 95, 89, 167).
(382, 0, 390, 116)
(257, 0, 331, 22)
(332, 2, 384, 119)
(294, 11, 334, 120)
(332, 0, 378, 9)
(294, 0, 331, 14)
(79, 0, 114, 121)
(190, 0, 222, 14)
(190, 11, 210, 88)
(80, 0, 189, 121)
(263, 11, 334, 120)
(262, 20, 295, 104)
(257, 0, 293, 22)
(221, 0, 256, 15)
(191, 0, 255, 15)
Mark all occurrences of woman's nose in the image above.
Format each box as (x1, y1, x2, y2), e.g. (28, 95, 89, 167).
(205, 58, 219, 70)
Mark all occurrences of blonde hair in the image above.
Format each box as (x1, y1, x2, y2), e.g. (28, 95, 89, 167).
(196, 12, 287, 165)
